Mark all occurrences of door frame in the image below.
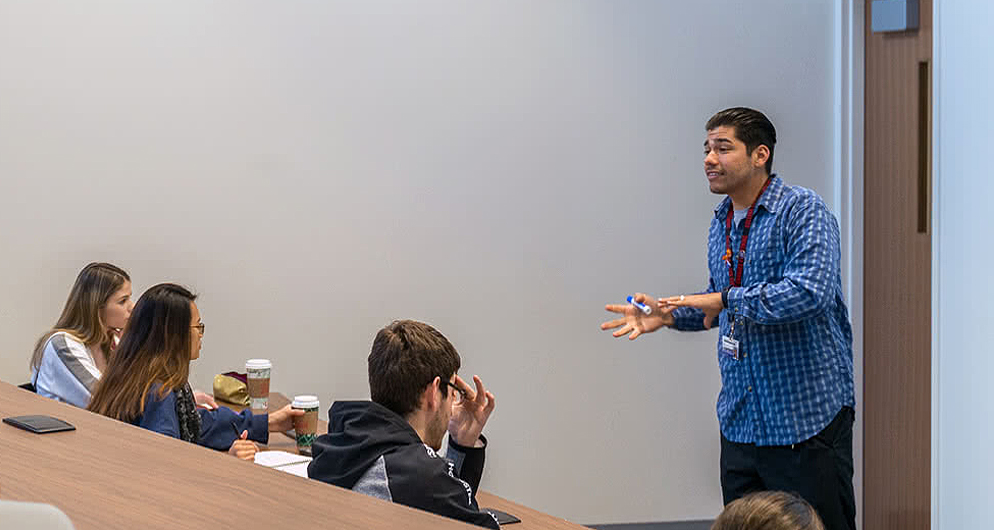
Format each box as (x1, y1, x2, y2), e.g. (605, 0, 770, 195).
(929, 4, 941, 529)
(836, 1, 865, 528)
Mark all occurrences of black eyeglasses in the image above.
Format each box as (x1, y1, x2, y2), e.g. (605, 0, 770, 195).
(191, 323, 205, 335)
(443, 380, 466, 402)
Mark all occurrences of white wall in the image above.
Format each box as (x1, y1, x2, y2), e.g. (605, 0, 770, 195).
(0, 1, 840, 523)
(932, 2, 994, 528)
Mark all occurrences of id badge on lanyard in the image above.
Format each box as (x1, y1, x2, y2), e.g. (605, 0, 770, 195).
(721, 317, 740, 360)
(720, 177, 770, 362)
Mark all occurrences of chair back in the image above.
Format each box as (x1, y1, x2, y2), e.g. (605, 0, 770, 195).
(0, 501, 76, 530)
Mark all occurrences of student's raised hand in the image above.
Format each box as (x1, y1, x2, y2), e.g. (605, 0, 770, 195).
(661, 293, 723, 329)
(448, 375, 495, 447)
(601, 292, 675, 340)
(228, 430, 258, 461)
(268, 404, 304, 433)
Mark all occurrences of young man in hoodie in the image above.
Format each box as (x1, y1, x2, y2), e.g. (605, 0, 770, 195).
(307, 320, 499, 529)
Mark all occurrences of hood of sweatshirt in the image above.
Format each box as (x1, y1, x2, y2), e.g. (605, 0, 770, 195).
(307, 400, 423, 489)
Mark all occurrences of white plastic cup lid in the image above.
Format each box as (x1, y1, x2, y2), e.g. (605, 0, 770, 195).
(292, 395, 320, 409)
(245, 359, 272, 370)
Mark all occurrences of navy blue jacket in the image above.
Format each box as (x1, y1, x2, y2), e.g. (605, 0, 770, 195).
(134, 385, 268, 450)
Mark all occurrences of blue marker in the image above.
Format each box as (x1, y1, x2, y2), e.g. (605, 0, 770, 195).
(626, 295, 652, 315)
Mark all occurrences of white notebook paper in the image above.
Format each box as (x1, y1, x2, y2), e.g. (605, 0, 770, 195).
(254, 450, 312, 468)
(274, 461, 310, 478)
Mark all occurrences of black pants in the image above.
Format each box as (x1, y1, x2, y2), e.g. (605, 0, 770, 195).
(720, 407, 856, 530)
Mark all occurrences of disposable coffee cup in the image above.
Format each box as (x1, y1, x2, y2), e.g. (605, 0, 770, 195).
(291, 395, 320, 455)
(245, 359, 272, 412)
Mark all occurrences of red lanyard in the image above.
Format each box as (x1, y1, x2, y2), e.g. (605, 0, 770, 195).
(724, 177, 772, 287)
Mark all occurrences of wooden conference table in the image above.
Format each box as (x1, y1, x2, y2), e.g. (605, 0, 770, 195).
(0, 381, 587, 530)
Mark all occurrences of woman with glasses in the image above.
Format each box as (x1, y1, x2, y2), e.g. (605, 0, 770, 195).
(30, 263, 134, 407)
(88, 283, 301, 460)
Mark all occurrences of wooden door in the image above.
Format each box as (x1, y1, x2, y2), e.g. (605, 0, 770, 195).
(863, 1, 931, 529)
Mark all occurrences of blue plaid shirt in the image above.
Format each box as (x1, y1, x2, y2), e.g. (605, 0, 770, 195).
(673, 175, 854, 446)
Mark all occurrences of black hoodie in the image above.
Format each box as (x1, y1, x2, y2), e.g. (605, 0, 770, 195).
(307, 401, 499, 529)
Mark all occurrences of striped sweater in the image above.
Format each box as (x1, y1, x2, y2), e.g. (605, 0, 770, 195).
(32, 332, 101, 408)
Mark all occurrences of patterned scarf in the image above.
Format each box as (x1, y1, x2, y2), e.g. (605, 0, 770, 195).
(174, 383, 202, 444)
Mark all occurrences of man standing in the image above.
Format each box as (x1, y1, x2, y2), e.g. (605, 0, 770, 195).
(308, 319, 498, 529)
(601, 108, 855, 530)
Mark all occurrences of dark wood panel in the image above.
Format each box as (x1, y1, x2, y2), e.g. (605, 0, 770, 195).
(863, 0, 931, 529)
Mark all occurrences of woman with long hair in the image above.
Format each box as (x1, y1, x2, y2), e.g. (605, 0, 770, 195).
(31, 262, 134, 407)
(88, 283, 300, 459)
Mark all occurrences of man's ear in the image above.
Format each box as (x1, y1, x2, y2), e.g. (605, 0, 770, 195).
(421, 376, 442, 412)
(752, 144, 770, 170)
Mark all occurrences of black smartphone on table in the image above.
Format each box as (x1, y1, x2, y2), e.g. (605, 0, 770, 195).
(3, 415, 76, 434)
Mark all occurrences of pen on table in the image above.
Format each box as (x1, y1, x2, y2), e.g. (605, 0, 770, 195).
(626, 295, 652, 315)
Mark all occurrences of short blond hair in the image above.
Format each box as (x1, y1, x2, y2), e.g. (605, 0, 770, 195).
(712, 491, 824, 530)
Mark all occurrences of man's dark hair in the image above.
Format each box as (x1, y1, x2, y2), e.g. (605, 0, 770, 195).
(706, 107, 777, 175)
(368, 320, 461, 417)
